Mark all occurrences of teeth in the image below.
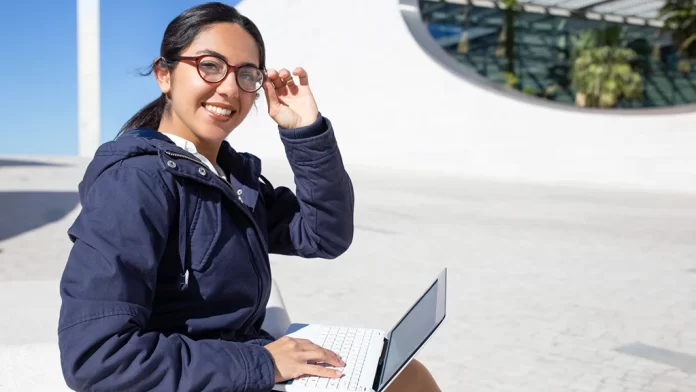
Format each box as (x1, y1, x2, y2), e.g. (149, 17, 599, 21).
(205, 104, 232, 116)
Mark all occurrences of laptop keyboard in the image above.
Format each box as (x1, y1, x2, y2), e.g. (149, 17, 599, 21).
(290, 326, 373, 390)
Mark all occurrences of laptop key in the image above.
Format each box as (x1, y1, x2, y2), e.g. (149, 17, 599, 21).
(338, 378, 350, 389)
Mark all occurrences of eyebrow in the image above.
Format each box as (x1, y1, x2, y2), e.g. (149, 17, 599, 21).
(195, 49, 260, 68)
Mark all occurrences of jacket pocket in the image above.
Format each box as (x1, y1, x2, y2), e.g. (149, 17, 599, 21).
(187, 188, 222, 271)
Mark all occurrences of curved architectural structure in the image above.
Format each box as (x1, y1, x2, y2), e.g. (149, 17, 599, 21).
(418, 0, 696, 109)
(233, 0, 696, 193)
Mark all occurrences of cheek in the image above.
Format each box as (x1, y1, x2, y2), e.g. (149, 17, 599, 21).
(238, 93, 257, 115)
(172, 72, 214, 107)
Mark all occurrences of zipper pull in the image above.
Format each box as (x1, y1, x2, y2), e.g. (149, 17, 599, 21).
(180, 269, 190, 291)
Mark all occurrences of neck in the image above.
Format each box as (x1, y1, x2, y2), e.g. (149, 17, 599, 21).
(158, 113, 220, 165)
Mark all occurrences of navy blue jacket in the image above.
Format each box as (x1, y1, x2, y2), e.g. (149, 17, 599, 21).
(58, 115, 354, 391)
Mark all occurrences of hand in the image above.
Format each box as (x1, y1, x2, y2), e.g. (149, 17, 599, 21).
(265, 336, 345, 383)
(263, 67, 320, 129)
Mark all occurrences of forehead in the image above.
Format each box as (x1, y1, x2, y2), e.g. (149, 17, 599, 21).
(185, 23, 260, 66)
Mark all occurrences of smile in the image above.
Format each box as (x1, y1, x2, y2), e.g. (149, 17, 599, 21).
(204, 104, 234, 116)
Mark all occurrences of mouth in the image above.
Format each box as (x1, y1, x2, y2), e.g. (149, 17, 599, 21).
(202, 103, 236, 118)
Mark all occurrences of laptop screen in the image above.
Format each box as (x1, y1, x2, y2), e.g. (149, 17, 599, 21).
(377, 268, 447, 391)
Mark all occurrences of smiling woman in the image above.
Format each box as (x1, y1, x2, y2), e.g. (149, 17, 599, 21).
(56, 2, 440, 392)
(59, 2, 356, 391)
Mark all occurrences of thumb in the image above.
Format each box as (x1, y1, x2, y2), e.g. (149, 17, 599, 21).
(263, 80, 280, 116)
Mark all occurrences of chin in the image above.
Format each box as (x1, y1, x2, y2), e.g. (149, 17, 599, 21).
(195, 126, 233, 143)
(196, 109, 242, 140)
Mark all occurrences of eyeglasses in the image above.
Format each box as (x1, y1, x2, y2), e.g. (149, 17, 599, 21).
(170, 54, 266, 93)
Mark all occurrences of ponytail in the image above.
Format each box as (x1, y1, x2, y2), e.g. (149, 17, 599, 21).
(117, 94, 168, 137)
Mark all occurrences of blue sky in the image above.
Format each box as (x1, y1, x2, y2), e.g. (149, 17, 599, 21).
(0, 0, 240, 156)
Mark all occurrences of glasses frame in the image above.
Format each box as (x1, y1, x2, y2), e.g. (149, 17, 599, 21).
(171, 54, 266, 93)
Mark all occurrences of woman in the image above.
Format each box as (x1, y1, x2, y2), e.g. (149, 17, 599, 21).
(57, 2, 440, 391)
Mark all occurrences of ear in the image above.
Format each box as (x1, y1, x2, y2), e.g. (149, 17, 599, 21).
(154, 58, 172, 95)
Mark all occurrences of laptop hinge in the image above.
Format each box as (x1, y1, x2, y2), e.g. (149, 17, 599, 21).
(372, 337, 389, 391)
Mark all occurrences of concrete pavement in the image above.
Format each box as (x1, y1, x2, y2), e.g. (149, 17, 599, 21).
(1, 156, 696, 391)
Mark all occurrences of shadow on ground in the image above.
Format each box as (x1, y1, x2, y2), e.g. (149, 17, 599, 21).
(0, 192, 79, 242)
(0, 159, 68, 168)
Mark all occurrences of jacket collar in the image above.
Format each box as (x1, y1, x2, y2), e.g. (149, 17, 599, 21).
(118, 128, 263, 208)
(119, 129, 261, 179)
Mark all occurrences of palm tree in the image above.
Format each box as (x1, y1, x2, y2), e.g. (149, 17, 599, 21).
(496, 0, 520, 74)
(659, 0, 696, 58)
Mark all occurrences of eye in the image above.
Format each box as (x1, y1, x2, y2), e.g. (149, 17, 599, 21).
(198, 56, 226, 74)
(239, 67, 262, 81)
(239, 72, 255, 81)
(200, 61, 221, 72)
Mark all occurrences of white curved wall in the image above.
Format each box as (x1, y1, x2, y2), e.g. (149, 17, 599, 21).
(232, 0, 696, 193)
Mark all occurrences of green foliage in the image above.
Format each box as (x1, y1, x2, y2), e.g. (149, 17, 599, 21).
(570, 26, 624, 60)
(522, 86, 536, 96)
(503, 71, 519, 89)
(503, 71, 559, 101)
(659, 0, 696, 57)
(571, 45, 643, 108)
(501, 0, 519, 8)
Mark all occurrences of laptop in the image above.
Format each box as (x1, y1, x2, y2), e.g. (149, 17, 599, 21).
(272, 268, 447, 392)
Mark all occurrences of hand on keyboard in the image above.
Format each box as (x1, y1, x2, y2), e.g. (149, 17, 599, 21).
(265, 336, 345, 383)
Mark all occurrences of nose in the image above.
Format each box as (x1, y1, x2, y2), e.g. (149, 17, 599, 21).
(215, 72, 239, 98)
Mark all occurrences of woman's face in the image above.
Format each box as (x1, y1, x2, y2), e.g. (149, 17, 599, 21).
(156, 22, 261, 144)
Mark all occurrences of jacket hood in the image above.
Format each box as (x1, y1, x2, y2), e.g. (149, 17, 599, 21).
(78, 129, 178, 200)
(78, 129, 261, 201)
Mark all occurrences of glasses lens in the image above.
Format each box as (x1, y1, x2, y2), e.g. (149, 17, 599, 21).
(197, 56, 227, 83)
(236, 66, 264, 92)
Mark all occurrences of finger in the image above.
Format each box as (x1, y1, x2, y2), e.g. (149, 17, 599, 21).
(262, 79, 280, 112)
(278, 68, 297, 90)
(294, 338, 327, 352)
(301, 364, 343, 379)
(293, 67, 309, 86)
(325, 348, 345, 367)
(300, 346, 345, 367)
(293, 338, 331, 353)
(272, 78, 285, 90)
(266, 68, 279, 80)
(278, 68, 292, 81)
(310, 345, 344, 366)
(267, 69, 285, 89)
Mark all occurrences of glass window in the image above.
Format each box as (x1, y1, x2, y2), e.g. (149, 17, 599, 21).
(419, 0, 696, 109)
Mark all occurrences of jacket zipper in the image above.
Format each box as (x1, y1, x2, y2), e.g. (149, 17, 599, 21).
(164, 151, 266, 330)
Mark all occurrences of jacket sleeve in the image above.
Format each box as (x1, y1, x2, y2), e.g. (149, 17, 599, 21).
(58, 165, 276, 392)
(264, 114, 354, 259)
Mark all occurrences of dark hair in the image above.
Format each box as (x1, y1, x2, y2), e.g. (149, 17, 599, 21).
(118, 2, 266, 135)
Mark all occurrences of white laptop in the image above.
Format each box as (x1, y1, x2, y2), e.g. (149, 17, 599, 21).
(272, 268, 447, 392)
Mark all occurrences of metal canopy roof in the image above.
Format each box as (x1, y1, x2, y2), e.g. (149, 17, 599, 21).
(435, 0, 695, 27)
(517, 0, 666, 20)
